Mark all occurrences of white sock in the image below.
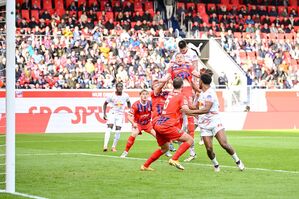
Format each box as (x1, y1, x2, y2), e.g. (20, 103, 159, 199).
(112, 130, 121, 148)
(231, 153, 240, 163)
(211, 157, 219, 166)
(104, 127, 112, 149)
(190, 143, 196, 156)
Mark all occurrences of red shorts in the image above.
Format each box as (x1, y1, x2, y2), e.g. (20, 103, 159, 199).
(137, 123, 153, 134)
(154, 124, 184, 146)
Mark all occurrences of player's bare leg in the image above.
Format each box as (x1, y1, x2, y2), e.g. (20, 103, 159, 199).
(215, 129, 245, 171)
(103, 124, 113, 152)
(202, 136, 220, 172)
(141, 142, 170, 171)
(169, 133, 193, 170)
(111, 126, 121, 152)
(184, 117, 197, 162)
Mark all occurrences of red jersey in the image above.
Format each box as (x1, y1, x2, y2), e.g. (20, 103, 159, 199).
(129, 100, 152, 125)
(151, 90, 169, 125)
(155, 91, 188, 127)
(167, 62, 194, 82)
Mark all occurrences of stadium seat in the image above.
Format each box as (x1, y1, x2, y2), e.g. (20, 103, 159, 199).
(100, 1, 108, 11)
(21, 10, 30, 20)
(31, 0, 41, 8)
(197, 3, 206, 14)
(56, 8, 65, 17)
(89, 0, 98, 7)
(106, 12, 114, 21)
(144, 2, 153, 11)
(65, 0, 73, 8)
(31, 10, 39, 21)
(134, 2, 143, 12)
(186, 3, 195, 10)
(221, 0, 230, 4)
(54, 0, 64, 9)
(231, 0, 240, 5)
(43, 0, 53, 10)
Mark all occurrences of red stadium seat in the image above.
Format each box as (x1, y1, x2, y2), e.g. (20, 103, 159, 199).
(177, 2, 185, 9)
(21, 10, 30, 20)
(231, 0, 240, 5)
(31, 10, 39, 21)
(54, 0, 64, 9)
(89, 0, 98, 7)
(106, 12, 114, 21)
(100, 1, 108, 11)
(134, 2, 143, 12)
(197, 3, 206, 14)
(221, 0, 230, 4)
(65, 0, 73, 8)
(234, 32, 242, 39)
(186, 3, 195, 10)
(144, 2, 153, 10)
(31, 0, 41, 8)
(43, 0, 53, 10)
(56, 8, 65, 17)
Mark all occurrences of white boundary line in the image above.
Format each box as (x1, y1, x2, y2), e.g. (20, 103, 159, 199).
(0, 190, 48, 199)
(16, 152, 299, 174)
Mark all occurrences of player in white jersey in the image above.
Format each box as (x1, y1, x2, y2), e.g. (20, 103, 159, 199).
(173, 40, 199, 69)
(194, 74, 245, 172)
(103, 82, 131, 152)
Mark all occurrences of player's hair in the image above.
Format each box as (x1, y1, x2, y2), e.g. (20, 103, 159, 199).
(173, 77, 184, 89)
(116, 82, 123, 87)
(139, 89, 148, 95)
(200, 74, 212, 85)
(178, 40, 187, 49)
(205, 69, 214, 77)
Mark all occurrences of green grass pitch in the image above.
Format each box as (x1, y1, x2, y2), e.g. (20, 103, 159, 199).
(0, 130, 299, 199)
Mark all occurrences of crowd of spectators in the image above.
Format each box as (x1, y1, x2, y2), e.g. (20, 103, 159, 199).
(0, 0, 298, 89)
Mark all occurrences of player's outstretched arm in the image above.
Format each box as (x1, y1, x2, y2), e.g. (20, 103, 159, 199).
(190, 80, 201, 93)
(158, 73, 171, 83)
(154, 80, 167, 96)
(182, 101, 213, 116)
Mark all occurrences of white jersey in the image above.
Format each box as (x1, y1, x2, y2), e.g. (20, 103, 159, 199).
(105, 92, 130, 115)
(197, 87, 220, 126)
(172, 48, 198, 63)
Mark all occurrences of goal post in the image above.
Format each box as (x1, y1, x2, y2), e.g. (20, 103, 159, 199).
(5, 0, 16, 193)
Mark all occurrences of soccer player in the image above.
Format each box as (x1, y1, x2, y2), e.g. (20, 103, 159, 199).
(141, 77, 199, 171)
(103, 82, 131, 152)
(194, 74, 245, 172)
(120, 90, 155, 158)
(176, 40, 199, 70)
(161, 53, 199, 161)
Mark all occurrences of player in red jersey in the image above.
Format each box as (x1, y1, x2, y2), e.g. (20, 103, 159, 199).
(160, 53, 200, 161)
(141, 77, 200, 171)
(151, 79, 176, 154)
(120, 90, 155, 158)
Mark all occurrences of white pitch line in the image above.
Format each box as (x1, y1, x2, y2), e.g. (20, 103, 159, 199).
(15, 152, 299, 174)
(78, 153, 299, 174)
(0, 191, 48, 199)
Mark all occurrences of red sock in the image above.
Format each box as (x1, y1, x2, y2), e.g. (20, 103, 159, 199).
(144, 149, 164, 168)
(125, 136, 135, 152)
(172, 142, 191, 160)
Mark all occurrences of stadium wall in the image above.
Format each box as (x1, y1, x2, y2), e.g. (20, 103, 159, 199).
(0, 90, 298, 133)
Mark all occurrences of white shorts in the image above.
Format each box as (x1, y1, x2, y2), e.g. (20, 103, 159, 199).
(199, 118, 224, 137)
(107, 112, 124, 127)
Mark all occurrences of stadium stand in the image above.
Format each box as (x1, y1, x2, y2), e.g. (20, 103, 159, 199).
(0, 0, 298, 89)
